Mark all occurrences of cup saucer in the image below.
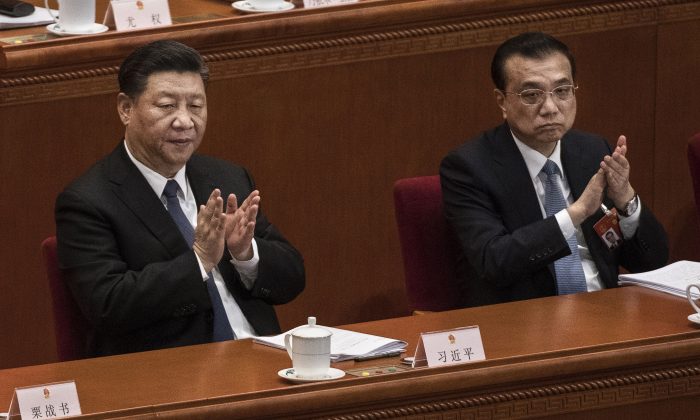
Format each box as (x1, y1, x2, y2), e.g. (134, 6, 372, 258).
(47, 23, 109, 37)
(688, 313, 700, 325)
(232, 1, 295, 13)
(278, 367, 345, 383)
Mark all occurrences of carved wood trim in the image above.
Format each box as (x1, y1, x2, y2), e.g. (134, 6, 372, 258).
(0, 73, 118, 105)
(322, 362, 700, 419)
(0, 0, 698, 106)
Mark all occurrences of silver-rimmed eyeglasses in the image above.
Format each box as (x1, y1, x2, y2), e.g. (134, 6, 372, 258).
(501, 85, 578, 106)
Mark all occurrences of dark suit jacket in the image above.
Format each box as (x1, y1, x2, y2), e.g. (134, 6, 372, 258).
(56, 142, 305, 357)
(440, 123, 668, 307)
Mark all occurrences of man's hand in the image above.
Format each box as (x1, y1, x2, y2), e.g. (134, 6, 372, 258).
(225, 190, 260, 261)
(193, 189, 226, 273)
(567, 169, 606, 226)
(601, 135, 636, 209)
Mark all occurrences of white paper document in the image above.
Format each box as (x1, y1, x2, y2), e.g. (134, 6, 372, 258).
(0, 7, 54, 30)
(618, 260, 700, 298)
(254, 326, 407, 362)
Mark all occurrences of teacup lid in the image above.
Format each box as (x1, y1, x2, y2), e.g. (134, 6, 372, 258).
(293, 316, 332, 338)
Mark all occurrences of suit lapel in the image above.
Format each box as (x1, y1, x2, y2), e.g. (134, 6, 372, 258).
(186, 158, 219, 208)
(186, 159, 247, 294)
(560, 133, 589, 200)
(490, 123, 545, 226)
(561, 132, 609, 258)
(105, 142, 191, 256)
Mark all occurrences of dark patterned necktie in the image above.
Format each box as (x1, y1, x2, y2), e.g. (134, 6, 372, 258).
(540, 160, 587, 295)
(163, 180, 235, 341)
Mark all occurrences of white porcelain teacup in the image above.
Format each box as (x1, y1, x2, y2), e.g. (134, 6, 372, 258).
(247, 0, 285, 9)
(687, 284, 700, 315)
(284, 316, 331, 379)
(45, 0, 96, 33)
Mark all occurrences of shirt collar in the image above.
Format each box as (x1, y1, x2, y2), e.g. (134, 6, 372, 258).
(511, 132, 565, 182)
(123, 141, 189, 199)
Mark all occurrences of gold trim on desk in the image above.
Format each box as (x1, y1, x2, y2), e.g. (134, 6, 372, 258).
(2, 288, 700, 418)
(0, 0, 698, 107)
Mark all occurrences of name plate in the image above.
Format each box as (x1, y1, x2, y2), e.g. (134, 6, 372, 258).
(303, 0, 358, 9)
(7, 381, 81, 419)
(412, 326, 486, 368)
(104, 0, 172, 32)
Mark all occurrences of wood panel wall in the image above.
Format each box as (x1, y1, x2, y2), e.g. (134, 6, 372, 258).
(1, 0, 699, 369)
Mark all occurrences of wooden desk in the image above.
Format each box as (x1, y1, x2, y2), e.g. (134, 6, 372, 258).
(2, 0, 700, 369)
(2, 287, 700, 419)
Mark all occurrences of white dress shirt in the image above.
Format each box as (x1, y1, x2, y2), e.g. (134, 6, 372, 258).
(124, 142, 258, 338)
(512, 135, 641, 292)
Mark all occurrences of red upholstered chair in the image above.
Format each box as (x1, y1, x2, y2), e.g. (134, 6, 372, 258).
(688, 132, 700, 221)
(41, 236, 89, 361)
(393, 175, 462, 313)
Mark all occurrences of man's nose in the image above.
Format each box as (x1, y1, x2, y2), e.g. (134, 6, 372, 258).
(172, 107, 195, 129)
(539, 92, 559, 114)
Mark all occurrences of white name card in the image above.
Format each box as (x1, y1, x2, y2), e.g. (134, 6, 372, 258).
(303, 0, 358, 9)
(104, 0, 172, 32)
(7, 381, 81, 419)
(412, 326, 486, 368)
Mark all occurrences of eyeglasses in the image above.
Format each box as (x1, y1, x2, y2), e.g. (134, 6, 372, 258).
(501, 85, 578, 106)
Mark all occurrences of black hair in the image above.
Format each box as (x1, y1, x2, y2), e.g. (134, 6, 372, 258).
(491, 32, 576, 91)
(118, 40, 209, 98)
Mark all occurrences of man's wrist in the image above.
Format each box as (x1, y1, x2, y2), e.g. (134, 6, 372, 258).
(231, 246, 254, 261)
(616, 193, 639, 217)
(566, 204, 586, 226)
(611, 187, 635, 210)
(193, 246, 217, 273)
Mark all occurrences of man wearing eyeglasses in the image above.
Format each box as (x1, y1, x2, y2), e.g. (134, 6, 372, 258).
(440, 32, 668, 307)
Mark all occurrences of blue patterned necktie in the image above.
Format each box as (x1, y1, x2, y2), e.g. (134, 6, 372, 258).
(540, 160, 587, 295)
(163, 180, 235, 341)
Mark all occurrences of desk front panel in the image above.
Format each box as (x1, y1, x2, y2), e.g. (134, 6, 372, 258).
(1, 287, 700, 418)
(1, 0, 699, 369)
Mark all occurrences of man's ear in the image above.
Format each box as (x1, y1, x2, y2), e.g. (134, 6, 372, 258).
(117, 93, 133, 126)
(494, 89, 507, 120)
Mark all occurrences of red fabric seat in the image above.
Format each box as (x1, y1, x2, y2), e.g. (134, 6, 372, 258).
(688, 133, 700, 223)
(41, 236, 89, 361)
(393, 175, 462, 312)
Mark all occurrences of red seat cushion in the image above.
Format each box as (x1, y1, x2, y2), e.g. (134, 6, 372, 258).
(42, 236, 89, 361)
(393, 176, 462, 312)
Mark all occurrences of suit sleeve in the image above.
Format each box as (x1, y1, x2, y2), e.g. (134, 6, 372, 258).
(440, 150, 571, 290)
(56, 189, 212, 335)
(227, 168, 305, 305)
(617, 204, 669, 273)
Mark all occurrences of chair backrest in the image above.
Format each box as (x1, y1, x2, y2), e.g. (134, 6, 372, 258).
(688, 132, 700, 222)
(41, 236, 89, 361)
(393, 175, 462, 312)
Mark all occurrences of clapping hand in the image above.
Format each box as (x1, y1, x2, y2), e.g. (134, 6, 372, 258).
(193, 189, 227, 273)
(225, 190, 260, 261)
(600, 135, 635, 209)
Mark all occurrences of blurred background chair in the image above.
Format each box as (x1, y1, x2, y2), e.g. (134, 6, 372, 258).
(688, 132, 700, 222)
(393, 175, 462, 313)
(41, 236, 89, 361)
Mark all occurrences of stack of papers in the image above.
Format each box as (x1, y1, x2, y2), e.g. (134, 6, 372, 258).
(618, 260, 700, 298)
(254, 326, 407, 362)
(0, 7, 54, 30)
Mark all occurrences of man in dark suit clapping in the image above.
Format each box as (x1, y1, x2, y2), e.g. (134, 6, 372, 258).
(440, 32, 667, 307)
(56, 40, 305, 357)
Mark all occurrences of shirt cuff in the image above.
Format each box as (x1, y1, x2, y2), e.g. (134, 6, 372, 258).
(230, 238, 259, 290)
(618, 198, 642, 239)
(194, 252, 209, 281)
(555, 209, 577, 240)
